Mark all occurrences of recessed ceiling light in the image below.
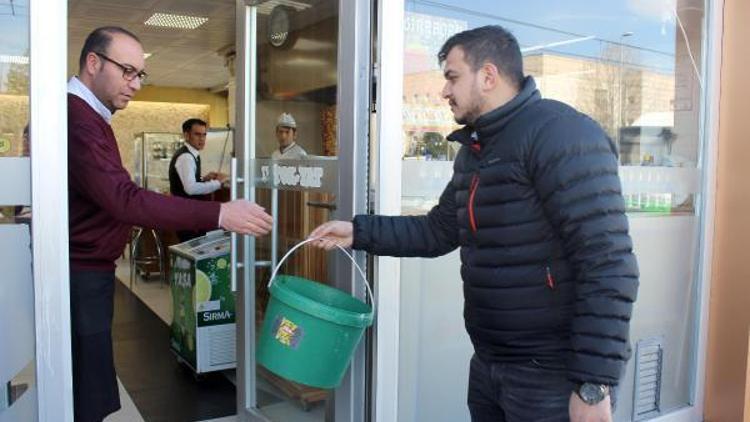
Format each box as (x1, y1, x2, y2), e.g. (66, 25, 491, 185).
(144, 12, 208, 30)
(0, 55, 29, 64)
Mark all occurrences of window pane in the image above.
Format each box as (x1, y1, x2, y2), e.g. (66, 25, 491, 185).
(0, 0, 36, 420)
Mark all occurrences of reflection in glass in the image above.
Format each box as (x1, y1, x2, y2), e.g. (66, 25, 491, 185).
(253, 1, 339, 420)
(402, 0, 704, 217)
(401, 0, 697, 154)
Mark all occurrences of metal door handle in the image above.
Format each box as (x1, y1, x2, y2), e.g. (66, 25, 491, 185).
(230, 157, 238, 292)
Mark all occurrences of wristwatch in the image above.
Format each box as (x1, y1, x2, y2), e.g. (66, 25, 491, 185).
(575, 383, 609, 405)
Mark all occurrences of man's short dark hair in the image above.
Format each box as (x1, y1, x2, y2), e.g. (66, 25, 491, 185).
(182, 118, 208, 134)
(78, 26, 141, 71)
(438, 25, 524, 90)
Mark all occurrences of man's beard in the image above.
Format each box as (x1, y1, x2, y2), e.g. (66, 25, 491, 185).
(454, 100, 483, 126)
(453, 88, 484, 126)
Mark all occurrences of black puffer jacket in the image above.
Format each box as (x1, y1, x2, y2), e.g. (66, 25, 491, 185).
(353, 77, 639, 385)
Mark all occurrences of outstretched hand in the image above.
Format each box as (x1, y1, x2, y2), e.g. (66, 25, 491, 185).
(308, 221, 353, 250)
(219, 200, 273, 236)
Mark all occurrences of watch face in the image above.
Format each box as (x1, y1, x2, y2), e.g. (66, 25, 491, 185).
(579, 383, 607, 405)
(268, 6, 291, 48)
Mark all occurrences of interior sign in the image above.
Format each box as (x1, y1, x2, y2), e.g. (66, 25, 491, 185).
(261, 164, 324, 189)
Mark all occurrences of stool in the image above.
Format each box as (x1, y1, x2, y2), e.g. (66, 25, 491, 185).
(129, 227, 165, 289)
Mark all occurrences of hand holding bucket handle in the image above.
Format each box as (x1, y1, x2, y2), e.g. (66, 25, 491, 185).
(308, 221, 353, 250)
(267, 237, 376, 316)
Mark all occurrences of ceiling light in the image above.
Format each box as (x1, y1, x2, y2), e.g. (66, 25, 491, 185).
(0, 55, 29, 64)
(143, 53, 152, 59)
(144, 12, 208, 30)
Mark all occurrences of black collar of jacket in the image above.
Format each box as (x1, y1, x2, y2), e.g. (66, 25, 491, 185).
(447, 76, 541, 147)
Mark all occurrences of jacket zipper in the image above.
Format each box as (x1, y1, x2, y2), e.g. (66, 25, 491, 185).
(468, 174, 480, 233)
(546, 265, 555, 289)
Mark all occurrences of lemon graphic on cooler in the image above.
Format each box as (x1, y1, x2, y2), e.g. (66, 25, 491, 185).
(194, 270, 212, 312)
(217, 258, 227, 269)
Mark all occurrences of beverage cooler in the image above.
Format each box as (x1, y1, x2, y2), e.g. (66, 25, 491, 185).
(169, 231, 237, 374)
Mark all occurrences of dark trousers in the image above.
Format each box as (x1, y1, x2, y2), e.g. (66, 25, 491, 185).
(70, 270, 120, 422)
(467, 354, 575, 422)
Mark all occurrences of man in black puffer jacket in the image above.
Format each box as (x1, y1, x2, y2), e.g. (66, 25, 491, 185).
(311, 25, 638, 422)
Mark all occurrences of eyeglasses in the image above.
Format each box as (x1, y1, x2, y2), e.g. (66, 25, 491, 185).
(95, 52, 148, 83)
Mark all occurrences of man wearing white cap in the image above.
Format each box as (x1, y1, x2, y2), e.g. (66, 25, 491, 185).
(272, 112, 307, 159)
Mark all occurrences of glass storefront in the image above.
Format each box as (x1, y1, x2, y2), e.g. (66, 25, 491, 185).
(0, 0, 720, 420)
(396, 0, 708, 420)
(0, 0, 35, 420)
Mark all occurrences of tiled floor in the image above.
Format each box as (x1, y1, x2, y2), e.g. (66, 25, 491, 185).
(104, 380, 144, 422)
(111, 277, 237, 421)
(115, 258, 172, 325)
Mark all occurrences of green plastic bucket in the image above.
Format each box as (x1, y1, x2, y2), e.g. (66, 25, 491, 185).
(257, 238, 375, 389)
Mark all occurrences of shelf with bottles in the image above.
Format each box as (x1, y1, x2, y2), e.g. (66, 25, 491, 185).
(133, 132, 182, 192)
(134, 129, 234, 194)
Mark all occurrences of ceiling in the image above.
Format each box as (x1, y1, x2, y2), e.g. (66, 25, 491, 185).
(68, 0, 338, 92)
(68, 0, 236, 90)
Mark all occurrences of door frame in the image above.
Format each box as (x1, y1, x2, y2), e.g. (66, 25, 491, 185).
(234, 2, 259, 420)
(30, 0, 74, 420)
(370, 0, 404, 421)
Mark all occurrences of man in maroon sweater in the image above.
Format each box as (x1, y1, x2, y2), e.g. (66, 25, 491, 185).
(68, 26, 273, 422)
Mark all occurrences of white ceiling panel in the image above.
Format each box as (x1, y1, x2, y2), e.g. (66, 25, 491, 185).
(152, 0, 234, 18)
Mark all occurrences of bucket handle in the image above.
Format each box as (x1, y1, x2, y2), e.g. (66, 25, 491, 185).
(267, 237, 376, 316)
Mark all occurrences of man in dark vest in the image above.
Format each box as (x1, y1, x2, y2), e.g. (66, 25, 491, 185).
(169, 118, 227, 242)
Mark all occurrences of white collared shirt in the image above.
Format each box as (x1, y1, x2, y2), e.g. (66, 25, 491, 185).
(67, 76, 113, 124)
(271, 142, 307, 160)
(174, 142, 221, 195)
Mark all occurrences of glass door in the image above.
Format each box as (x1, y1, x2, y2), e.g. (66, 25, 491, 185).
(233, 1, 372, 421)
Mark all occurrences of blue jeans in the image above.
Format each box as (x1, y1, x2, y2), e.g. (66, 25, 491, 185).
(467, 354, 574, 422)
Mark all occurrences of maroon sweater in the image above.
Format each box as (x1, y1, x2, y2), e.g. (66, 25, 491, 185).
(68, 94, 221, 271)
